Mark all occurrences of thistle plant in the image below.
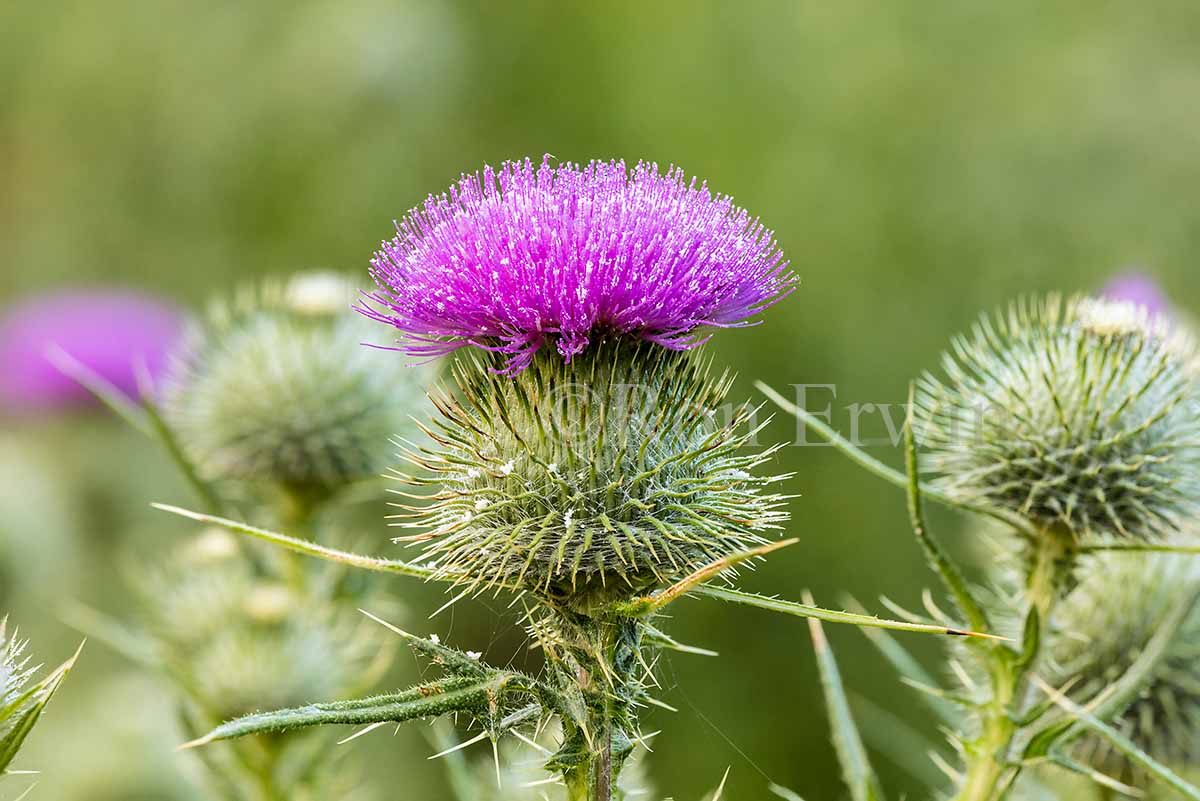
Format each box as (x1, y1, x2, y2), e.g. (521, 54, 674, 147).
(100, 529, 392, 801)
(162, 271, 433, 513)
(914, 296, 1200, 548)
(61, 272, 439, 801)
(1047, 552, 1200, 782)
(0, 619, 82, 791)
(762, 291, 1200, 801)
(430, 721, 654, 801)
(159, 157, 981, 801)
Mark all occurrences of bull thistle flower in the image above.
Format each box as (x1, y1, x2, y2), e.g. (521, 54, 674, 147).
(368, 157, 794, 607)
(164, 272, 434, 507)
(359, 156, 794, 374)
(366, 157, 794, 796)
(169, 157, 796, 801)
(914, 295, 1200, 547)
(1047, 552, 1200, 782)
(0, 289, 182, 415)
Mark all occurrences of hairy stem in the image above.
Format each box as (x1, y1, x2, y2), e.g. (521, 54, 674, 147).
(562, 677, 617, 801)
(562, 706, 615, 801)
(554, 616, 641, 801)
(594, 714, 613, 801)
(954, 531, 1073, 801)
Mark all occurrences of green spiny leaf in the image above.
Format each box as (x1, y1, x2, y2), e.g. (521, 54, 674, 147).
(903, 385, 991, 635)
(805, 595, 886, 801)
(696, 586, 999, 639)
(151, 504, 444, 582)
(0, 640, 82, 773)
(181, 673, 531, 748)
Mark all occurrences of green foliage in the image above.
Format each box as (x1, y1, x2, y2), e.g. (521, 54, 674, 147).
(0, 619, 82, 775)
(1043, 552, 1200, 780)
(765, 298, 1200, 801)
(187, 675, 533, 747)
(805, 608, 885, 801)
(131, 531, 389, 723)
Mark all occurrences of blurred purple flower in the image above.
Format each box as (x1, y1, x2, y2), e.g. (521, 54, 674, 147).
(360, 156, 795, 373)
(1102, 272, 1170, 317)
(0, 290, 183, 414)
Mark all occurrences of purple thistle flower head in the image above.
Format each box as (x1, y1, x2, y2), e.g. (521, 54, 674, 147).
(359, 156, 795, 373)
(1103, 271, 1170, 317)
(0, 289, 183, 415)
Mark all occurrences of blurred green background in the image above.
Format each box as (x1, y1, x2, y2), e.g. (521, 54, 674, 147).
(3, 1, 1200, 799)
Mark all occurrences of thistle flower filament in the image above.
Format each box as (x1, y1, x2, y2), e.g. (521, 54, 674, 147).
(360, 156, 795, 373)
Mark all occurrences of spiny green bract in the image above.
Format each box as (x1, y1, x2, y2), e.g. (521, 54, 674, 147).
(915, 295, 1200, 542)
(164, 272, 434, 502)
(1047, 551, 1200, 780)
(394, 338, 789, 610)
(0, 620, 34, 731)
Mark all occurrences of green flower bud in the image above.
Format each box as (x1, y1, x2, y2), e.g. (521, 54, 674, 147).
(190, 614, 370, 723)
(396, 338, 789, 611)
(915, 295, 1200, 542)
(1048, 552, 1200, 779)
(164, 272, 434, 502)
(136, 537, 385, 723)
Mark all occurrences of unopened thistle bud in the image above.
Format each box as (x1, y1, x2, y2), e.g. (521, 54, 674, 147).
(1048, 552, 1200, 778)
(136, 539, 381, 723)
(164, 272, 434, 502)
(362, 157, 795, 608)
(400, 339, 789, 609)
(914, 295, 1200, 542)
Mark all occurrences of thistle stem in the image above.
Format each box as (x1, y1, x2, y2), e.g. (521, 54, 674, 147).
(563, 713, 615, 801)
(953, 531, 1073, 801)
(595, 715, 614, 801)
(274, 487, 319, 590)
(556, 616, 638, 801)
